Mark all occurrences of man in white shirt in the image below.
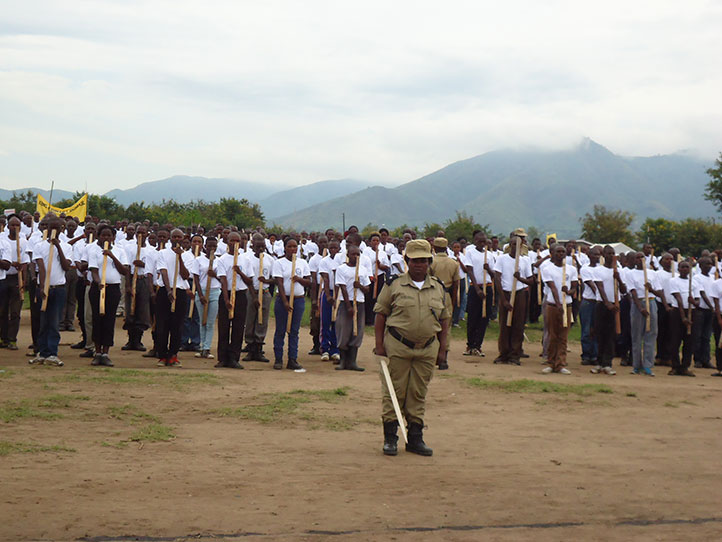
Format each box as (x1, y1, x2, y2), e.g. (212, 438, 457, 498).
(668, 260, 699, 376)
(592, 246, 627, 375)
(691, 256, 716, 369)
(464, 232, 496, 356)
(579, 246, 601, 365)
(242, 233, 274, 363)
(121, 224, 152, 351)
(0, 215, 29, 350)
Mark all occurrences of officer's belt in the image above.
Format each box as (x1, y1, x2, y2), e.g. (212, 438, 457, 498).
(389, 327, 435, 349)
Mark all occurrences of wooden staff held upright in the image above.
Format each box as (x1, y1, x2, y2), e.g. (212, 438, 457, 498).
(202, 251, 215, 326)
(229, 244, 239, 319)
(258, 252, 264, 324)
(536, 250, 543, 305)
(41, 230, 57, 312)
(481, 247, 488, 318)
(687, 270, 693, 336)
(351, 256, 360, 337)
(187, 245, 200, 318)
(130, 235, 142, 315)
(613, 254, 621, 334)
(16, 233, 24, 299)
(373, 247, 379, 299)
(286, 253, 297, 334)
(99, 241, 109, 315)
(561, 258, 569, 328)
(642, 258, 651, 332)
(171, 251, 179, 313)
(506, 236, 521, 327)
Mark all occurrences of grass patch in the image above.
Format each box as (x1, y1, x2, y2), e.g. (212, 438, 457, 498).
(107, 404, 160, 425)
(466, 378, 613, 396)
(50, 368, 220, 389)
(212, 387, 351, 426)
(664, 401, 679, 408)
(128, 423, 175, 442)
(626, 392, 638, 398)
(0, 440, 75, 456)
(0, 394, 90, 423)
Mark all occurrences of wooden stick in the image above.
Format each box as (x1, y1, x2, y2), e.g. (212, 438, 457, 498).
(202, 251, 215, 326)
(130, 235, 142, 315)
(351, 257, 360, 337)
(561, 259, 568, 328)
(482, 247, 488, 318)
(171, 252, 179, 313)
(373, 247, 379, 299)
(536, 250, 543, 304)
(286, 253, 297, 334)
(642, 258, 651, 332)
(99, 241, 109, 315)
(41, 230, 57, 312)
(378, 356, 408, 444)
(613, 255, 621, 334)
(258, 252, 264, 324)
(715, 254, 720, 280)
(187, 245, 200, 317)
(229, 245, 239, 319)
(16, 234, 24, 298)
(506, 236, 521, 327)
(687, 270, 693, 336)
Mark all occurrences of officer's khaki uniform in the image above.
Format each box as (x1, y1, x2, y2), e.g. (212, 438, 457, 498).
(430, 252, 459, 316)
(374, 273, 450, 425)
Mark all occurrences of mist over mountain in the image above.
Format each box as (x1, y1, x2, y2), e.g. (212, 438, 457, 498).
(260, 179, 375, 220)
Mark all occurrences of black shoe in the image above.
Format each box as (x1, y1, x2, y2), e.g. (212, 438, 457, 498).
(383, 421, 399, 456)
(287, 359, 305, 371)
(134, 342, 147, 352)
(335, 350, 348, 370)
(256, 348, 269, 362)
(71, 341, 86, 350)
(226, 361, 244, 369)
(520, 353, 530, 359)
(346, 347, 365, 372)
(240, 344, 250, 353)
(214, 360, 225, 368)
(273, 360, 283, 370)
(581, 359, 596, 366)
(91, 353, 103, 366)
(406, 422, 433, 456)
(79, 348, 95, 358)
(437, 362, 449, 370)
(142, 348, 157, 358)
(121, 342, 133, 351)
(308, 347, 321, 356)
(99, 353, 114, 367)
(242, 345, 255, 362)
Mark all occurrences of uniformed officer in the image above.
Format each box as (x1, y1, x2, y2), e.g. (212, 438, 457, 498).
(373, 239, 450, 457)
(429, 237, 459, 370)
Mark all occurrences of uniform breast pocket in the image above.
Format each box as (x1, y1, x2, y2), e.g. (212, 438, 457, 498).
(429, 299, 445, 320)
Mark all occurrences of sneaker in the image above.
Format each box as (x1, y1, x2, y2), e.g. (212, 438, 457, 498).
(167, 356, 182, 368)
(478, 350, 486, 357)
(602, 367, 616, 375)
(91, 353, 103, 366)
(100, 353, 114, 367)
(330, 353, 340, 362)
(631, 368, 641, 375)
(28, 356, 45, 365)
(45, 356, 64, 367)
(7, 341, 18, 351)
(273, 360, 283, 370)
(711, 372, 722, 377)
(320, 352, 330, 361)
(541, 366, 553, 374)
(643, 368, 655, 377)
(452, 323, 460, 328)
(206, 352, 215, 359)
(71, 341, 86, 350)
(559, 368, 571, 375)
(156, 358, 168, 367)
(462, 348, 475, 356)
(287, 359, 305, 372)
(590, 365, 602, 374)
(79, 348, 95, 358)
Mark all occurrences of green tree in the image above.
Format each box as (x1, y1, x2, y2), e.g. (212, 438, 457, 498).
(636, 218, 677, 252)
(580, 205, 636, 246)
(703, 152, 722, 213)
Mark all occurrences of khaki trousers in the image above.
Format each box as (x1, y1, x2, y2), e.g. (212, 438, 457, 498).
(546, 303, 571, 371)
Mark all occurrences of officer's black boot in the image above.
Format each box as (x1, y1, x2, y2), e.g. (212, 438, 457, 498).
(346, 346, 365, 372)
(335, 349, 348, 370)
(242, 343, 256, 362)
(256, 343, 269, 362)
(383, 421, 399, 456)
(406, 422, 433, 456)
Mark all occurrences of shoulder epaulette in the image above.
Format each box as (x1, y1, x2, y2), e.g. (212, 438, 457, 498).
(431, 276, 445, 287)
(387, 275, 399, 285)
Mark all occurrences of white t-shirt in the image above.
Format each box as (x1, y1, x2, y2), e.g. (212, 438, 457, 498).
(580, 264, 600, 301)
(541, 263, 578, 305)
(594, 266, 618, 303)
(627, 268, 661, 302)
(123, 242, 152, 275)
(380, 241, 398, 257)
(216, 251, 255, 292)
(362, 247, 390, 277)
(451, 252, 468, 280)
(695, 273, 715, 309)
(493, 253, 531, 291)
(668, 275, 700, 309)
(245, 251, 274, 291)
(0, 240, 9, 280)
(465, 246, 495, 285)
(155, 247, 196, 290)
(2, 235, 30, 276)
(335, 262, 371, 303)
(655, 268, 674, 303)
(272, 256, 311, 297)
(190, 253, 222, 290)
(33, 239, 73, 287)
(88, 244, 129, 285)
(389, 253, 406, 276)
(309, 253, 324, 283)
(319, 253, 343, 292)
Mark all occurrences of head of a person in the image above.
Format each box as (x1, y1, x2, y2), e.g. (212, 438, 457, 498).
(227, 231, 241, 253)
(473, 231, 487, 250)
(204, 235, 218, 256)
(451, 240, 461, 254)
(433, 237, 448, 254)
(170, 228, 184, 247)
(379, 228, 389, 243)
(347, 244, 360, 267)
(191, 234, 204, 254)
(156, 229, 169, 247)
(284, 237, 298, 259)
(602, 245, 616, 266)
(66, 219, 78, 235)
(328, 239, 340, 257)
(678, 260, 690, 278)
(659, 252, 673, 271)
(97, 224, 115, 247)
(552, 243, 566, 264)
(589, 246, 601, 264)
(699, 256, 712, 274)
(404, 240, 433, 281)
(316, 235, 328, 253)
(369, 233, 380, 250)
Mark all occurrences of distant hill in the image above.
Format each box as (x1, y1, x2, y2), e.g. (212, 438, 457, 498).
(275, 139, 716, 237)
(104, 175, 290, 206)
(260, 179, 375, 221)
(0, 187, 76, 204)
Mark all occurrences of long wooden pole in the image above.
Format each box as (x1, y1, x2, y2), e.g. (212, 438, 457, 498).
(481, 247, 488, 318)
(171, 252, 179, 313)
(561, 260, 568, 328)
(99, 241, 109, 315)
(229, 245, 239, 319)
(613, 255, 621, 334)
(41, 230, 57, 312)
(687, 270, 693, 336)
(130, 235, 142, 315)
(536, 250, 542, 304)
(187, 245, 200, 317)
(378, 356, 408, 444)
(286, 253, 297, 334)
(506, 236, 521, 327)
(16, 234, 24, 299)
(351, 257, 360, 337)
(642, 258, 651, 332)
(715, 254, 720, 280)
(258, 252, 264, 324)
(373, 247, 379, 299)
(202, 251, 215, 326)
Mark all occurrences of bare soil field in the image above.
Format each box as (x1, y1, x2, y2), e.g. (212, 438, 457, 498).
(1, 312, 721, 542)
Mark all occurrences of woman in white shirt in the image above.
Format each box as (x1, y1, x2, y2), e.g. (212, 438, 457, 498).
(88, 225, 130, 366)
(191, 236, 221, 360)
(272, 238, 311, 372)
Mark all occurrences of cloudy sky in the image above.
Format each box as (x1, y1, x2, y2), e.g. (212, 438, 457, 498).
(1, 0, 721, 193)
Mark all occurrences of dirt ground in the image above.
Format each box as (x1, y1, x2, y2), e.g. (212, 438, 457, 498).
(1, 311, 722, 542)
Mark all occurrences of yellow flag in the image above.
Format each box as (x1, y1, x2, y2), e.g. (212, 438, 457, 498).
(36, 194, 88, 221)
(545, 233, 558, 247)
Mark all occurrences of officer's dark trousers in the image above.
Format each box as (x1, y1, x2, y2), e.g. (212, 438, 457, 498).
(155, 287, 188, 359)
(669, 309, 694, 373)
(466, 285, 493, 350)
(309, 294, 321, 351)
(594, 303, 616, 367)
(497, 289, 528, 362)
(365, 275, 385, 325)
(217, 290, 247, 364)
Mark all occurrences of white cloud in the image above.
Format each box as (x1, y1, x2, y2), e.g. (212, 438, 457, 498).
(0, 0, 721, 193)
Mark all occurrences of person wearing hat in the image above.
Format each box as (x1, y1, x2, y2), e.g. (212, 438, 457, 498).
(374, 239, 450, 457)
(493, 229, 533, 364)
(430, 237, 459, 370)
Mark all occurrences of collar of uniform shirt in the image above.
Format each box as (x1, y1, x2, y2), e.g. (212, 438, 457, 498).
(398, 273, 432, 289)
